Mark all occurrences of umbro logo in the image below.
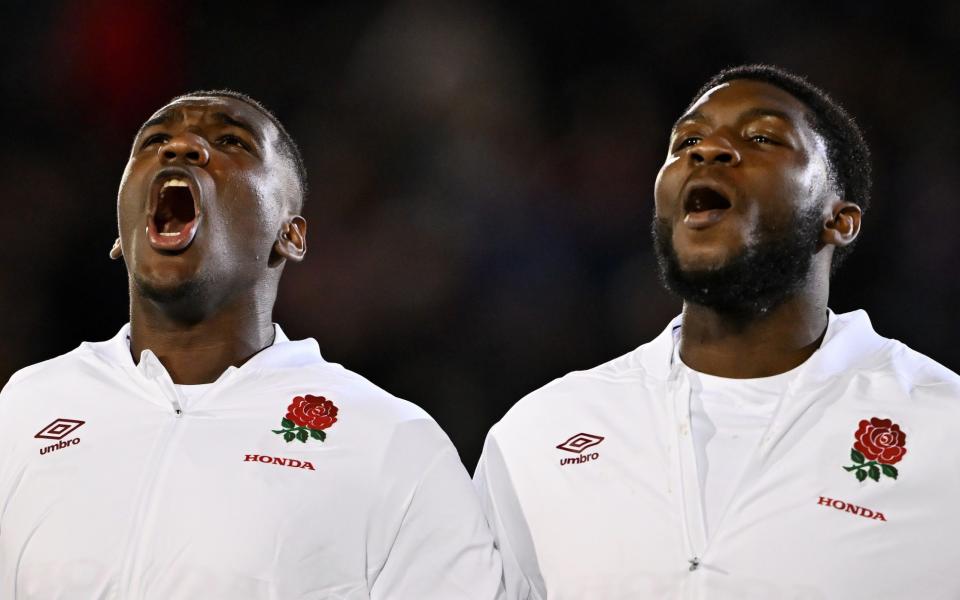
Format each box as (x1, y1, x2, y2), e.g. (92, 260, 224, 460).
(557, 432, 604, 453)
(557, 432, 604, 466)
(36, 418, 85, 456)
(35, 418, 85, 440)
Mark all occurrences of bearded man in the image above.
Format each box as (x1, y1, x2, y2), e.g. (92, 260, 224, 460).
(474, 65, 960, 599)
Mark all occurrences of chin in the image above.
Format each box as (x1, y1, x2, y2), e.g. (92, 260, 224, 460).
(674, 245, 741, 274)
(651, 210, 820, 316)
(132, 271, 204, 305)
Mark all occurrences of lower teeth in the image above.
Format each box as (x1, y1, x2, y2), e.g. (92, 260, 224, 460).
(159, 232, 179, 237)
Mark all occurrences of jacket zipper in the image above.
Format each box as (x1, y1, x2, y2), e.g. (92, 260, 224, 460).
(116, 374, 186, 597)
(685, 375, 801, 582)
(665, 366, 708, 587)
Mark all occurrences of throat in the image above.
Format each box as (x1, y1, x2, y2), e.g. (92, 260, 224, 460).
(678, 301, 828, 378)
(128, 300, 279, 384)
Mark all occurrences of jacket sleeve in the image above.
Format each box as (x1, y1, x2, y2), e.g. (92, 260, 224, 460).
(473, 431, 545, 600)
(367, 418, 504, 600)
(0, 376, 26, 598)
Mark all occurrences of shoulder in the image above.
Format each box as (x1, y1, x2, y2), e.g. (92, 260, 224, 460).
(0, 342, 114, 443)
(2, 343, 106, 400)
(295, 363, 469, 505)
(488, 343, 659, 443)
(823, 310, 960, 410)
(273, 360, 453, 457)
(876, 339, 960, 401)
(2, 324, 134, 401)
(291, 360, 433, 424)
(257, 333, 436, 429)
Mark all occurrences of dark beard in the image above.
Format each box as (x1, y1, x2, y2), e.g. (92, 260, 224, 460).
(651, 206, 823, 316)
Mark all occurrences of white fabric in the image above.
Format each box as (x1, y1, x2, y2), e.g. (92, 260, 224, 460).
(684, 363, 796, 536)
(0, 324, 503, 599)
(474, 310, 960, 599)
(173, 383, 214, 401)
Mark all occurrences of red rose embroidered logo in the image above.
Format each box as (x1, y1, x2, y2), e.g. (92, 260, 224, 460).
(272, 395, 338, 443)
(842, 417, 906, 483)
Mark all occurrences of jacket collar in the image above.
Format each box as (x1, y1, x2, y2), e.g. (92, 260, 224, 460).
(85, 323, 325, 378)
(640, 309, 891, 385)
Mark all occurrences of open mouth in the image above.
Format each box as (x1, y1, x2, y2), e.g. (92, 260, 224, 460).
(148, 173, 201, 251)
(682, 185, 732, 228)
(684, 187, 732, 214)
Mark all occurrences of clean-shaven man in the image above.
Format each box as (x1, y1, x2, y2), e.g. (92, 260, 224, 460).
(0, 90, 502, 599)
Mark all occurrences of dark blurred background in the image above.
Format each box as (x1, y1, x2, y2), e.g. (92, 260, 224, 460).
(2, 0, 959, 468)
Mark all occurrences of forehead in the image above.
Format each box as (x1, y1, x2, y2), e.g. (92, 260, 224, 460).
(143, 96, 279, 142)
(683, 79, 811, 128)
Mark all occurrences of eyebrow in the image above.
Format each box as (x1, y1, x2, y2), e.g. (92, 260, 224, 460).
(672, 107, 794, 132)
(133, 109, 264, 145)
(210, 112, 263, 145)
(672, 110, 707, 132)
(135, 110, 175, 139)
(739, 107, 794, 124)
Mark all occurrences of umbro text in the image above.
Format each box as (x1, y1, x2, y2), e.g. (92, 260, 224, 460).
(244, 454, 316, 471)
(817, 496, 887, 521)
(39, 437, 80, 455)
(560, 452, 599, 466)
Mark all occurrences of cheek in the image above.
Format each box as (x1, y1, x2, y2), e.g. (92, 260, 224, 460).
(225, 168, 277, 221)
(765, 149, 828, 212)
(212, 201, 277, 263)
(116, 171, 146, 235)
(742, 164, 803, 228)
(653, 156, 681, 216)
(214, 171, 268, 224)
(116, 200, 136, 233)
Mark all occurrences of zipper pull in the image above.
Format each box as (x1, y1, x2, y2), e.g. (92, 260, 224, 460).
(688, 557, 700, 572)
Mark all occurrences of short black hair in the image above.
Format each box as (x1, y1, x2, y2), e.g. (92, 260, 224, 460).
(170, 89, 308, 210)
(691, 65, 872, 269)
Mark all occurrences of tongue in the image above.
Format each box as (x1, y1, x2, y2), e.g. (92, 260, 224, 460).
(160, 217, 188, 234)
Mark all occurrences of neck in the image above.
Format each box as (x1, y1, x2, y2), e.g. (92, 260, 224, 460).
(678, 285, 829, 379)
(129, 292, 276, 385)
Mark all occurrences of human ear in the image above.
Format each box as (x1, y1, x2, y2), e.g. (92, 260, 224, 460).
(109, 237, 123, 260)
(271, 216, 307, 265)
(822, 201, 861, 248)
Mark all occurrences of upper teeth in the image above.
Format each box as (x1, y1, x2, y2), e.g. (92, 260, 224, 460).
(162, 178, 189, 189)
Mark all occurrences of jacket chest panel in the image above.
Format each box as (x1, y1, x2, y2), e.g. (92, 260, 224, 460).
(503, 389, 685, 590)
(6, 403, 373, 597)
(692, 395, 960, 597)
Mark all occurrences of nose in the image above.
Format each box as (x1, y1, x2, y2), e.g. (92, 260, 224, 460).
(689, 134, 741, 167)
(158, 133, 210, 167)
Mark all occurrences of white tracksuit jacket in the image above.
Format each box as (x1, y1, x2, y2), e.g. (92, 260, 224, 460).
(474, 310, 960, 599)
(0, 325, 503, 599)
